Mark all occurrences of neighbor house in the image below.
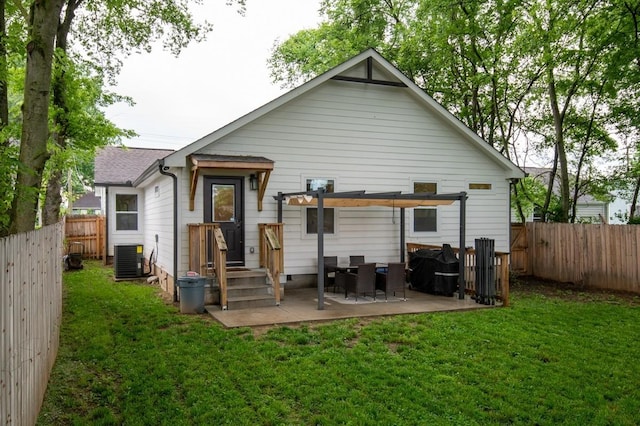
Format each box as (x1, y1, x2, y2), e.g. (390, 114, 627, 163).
(70, 191, 102, 215)
(95, 49, 525, 308)
(513, 167, 611, 223)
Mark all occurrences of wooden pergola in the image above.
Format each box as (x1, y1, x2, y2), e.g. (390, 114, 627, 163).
(274, 190, 468, 310)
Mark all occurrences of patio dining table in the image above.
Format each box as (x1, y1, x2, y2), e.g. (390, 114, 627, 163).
(326, 263, 389, 297)
(325, 263, 388, 274)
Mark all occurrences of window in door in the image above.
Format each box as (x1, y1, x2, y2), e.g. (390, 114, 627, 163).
(115, 194, 138, 231)
(305, 178, 335, 234)
(212, 184, 235, 221)
(414, 182, 437, 232)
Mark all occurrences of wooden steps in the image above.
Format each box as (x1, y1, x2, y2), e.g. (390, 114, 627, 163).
(207, 269, 278, 311)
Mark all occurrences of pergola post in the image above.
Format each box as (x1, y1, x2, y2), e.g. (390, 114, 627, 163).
(277, 192, 283, 222)
(317, 191, 325, 310)
(458, 192, 467, 300)
(400, 208, 406, 263)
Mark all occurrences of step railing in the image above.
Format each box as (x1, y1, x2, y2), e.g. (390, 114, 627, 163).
(187, 223, 228, 309)
(259, 223, 283, 306)
(406, 242, 510, 306)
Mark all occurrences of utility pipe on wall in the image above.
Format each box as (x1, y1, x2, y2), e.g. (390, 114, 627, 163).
(159, 160, 179, 302)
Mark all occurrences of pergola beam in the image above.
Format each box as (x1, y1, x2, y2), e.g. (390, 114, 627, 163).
(274, 190, 468, 310)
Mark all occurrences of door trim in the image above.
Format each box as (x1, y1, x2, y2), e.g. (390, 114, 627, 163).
(203, 176, 245, 266)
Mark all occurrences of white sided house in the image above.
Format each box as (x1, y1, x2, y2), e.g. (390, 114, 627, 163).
(95, 49, 524, 309)
(512, 167, 611, 224)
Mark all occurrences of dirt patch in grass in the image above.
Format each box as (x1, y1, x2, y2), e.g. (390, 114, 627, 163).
(512, 275, 640, 306)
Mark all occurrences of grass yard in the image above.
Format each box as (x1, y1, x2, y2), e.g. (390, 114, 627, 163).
(38, 261, 640, 425)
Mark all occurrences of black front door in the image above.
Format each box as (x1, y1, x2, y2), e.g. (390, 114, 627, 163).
(203, 176, 244, 266)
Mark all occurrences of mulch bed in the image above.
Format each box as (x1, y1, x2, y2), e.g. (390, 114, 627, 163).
(512, 275, 640, 306)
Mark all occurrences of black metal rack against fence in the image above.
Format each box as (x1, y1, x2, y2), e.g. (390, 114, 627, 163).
(474, 238, 496, 305)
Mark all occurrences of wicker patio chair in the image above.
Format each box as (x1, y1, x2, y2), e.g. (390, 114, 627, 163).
(379, 262, 407, 301)
(344, 262, 376, 302)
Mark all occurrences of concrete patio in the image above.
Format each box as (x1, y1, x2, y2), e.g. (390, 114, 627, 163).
(205, 287, 497, 328)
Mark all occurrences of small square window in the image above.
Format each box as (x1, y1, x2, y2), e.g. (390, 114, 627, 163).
(306, 178, 334, 193)
(414, 182, 437, 193)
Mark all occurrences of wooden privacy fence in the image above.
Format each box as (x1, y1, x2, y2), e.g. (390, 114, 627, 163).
(64, 215, 105, 259)
(510, 223, 528, 274)
(1, 222, 64, 426)
(526, 222, 640, 293)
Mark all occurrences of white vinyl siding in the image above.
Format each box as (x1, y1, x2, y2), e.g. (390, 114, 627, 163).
(141, 175, 175, 275)
(194, 80, 514, 275)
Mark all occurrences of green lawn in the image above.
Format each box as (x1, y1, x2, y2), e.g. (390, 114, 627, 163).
(38, 261, 640, 425)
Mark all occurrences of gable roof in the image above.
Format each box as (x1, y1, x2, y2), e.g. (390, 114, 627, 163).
(95, 146, 174, 186)
(163, 48, 524, 179)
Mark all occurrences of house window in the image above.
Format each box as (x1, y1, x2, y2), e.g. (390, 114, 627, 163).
(414, 182, 437, 232)
(533, 206, 544, 222)
(306, 208, 335, 234)
(306, 178, 335, 234)
(115, 194, 138, 231)
(469, 183, 492, 190)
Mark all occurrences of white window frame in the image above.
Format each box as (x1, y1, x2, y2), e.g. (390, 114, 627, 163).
(411, 179, 439, 234)
(302, 176, 338, 238)
(115, 193, 139, 231)
(466, 180, 495, 194)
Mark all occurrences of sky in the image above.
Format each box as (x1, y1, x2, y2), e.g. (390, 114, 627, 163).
(104, 1, 322, 151)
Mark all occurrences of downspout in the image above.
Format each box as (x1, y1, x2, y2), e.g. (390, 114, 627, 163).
(104, 187, 109, 265)
(159, 160, 179, 302)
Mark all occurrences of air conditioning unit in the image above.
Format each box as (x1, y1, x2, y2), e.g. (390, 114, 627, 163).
(114, 244, 144, 279)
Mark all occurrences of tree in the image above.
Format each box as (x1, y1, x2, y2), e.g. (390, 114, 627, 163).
(607, 0, 640, 221)
(270, 0, 632, 223)
(8, 0, 65, 235)
(2, 0, 245, 234)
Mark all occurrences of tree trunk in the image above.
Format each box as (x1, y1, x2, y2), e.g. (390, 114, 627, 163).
(9, 0, 65, 234)
(42, 0, 79, 226)
(512, 181, 527, 223)
(630, 175, 640, 220)
(541, 149, 559, 222)
(547, 71, 570, 222)
(43, 168, 63, 225)
(0, 0, 9, 131)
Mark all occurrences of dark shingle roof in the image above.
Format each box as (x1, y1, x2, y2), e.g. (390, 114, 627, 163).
(95, 146, 174, 185)
(73, 191, 101, 208)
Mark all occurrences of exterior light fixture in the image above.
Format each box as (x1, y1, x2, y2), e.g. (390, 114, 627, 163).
(249, 174, 258, 191)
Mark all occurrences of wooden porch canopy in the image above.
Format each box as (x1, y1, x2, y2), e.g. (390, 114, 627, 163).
(274, 190, 468, 310)
(188, 154, 274, 211)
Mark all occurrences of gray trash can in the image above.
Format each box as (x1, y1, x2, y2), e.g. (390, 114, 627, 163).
(177, 276, 206, 314)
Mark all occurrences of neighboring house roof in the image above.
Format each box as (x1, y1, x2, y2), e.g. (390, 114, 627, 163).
(95, 146, 174, 186)
(524, 167, 604, 204)
(162, 48, 525, 179)
(72, 191, 101, 209)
